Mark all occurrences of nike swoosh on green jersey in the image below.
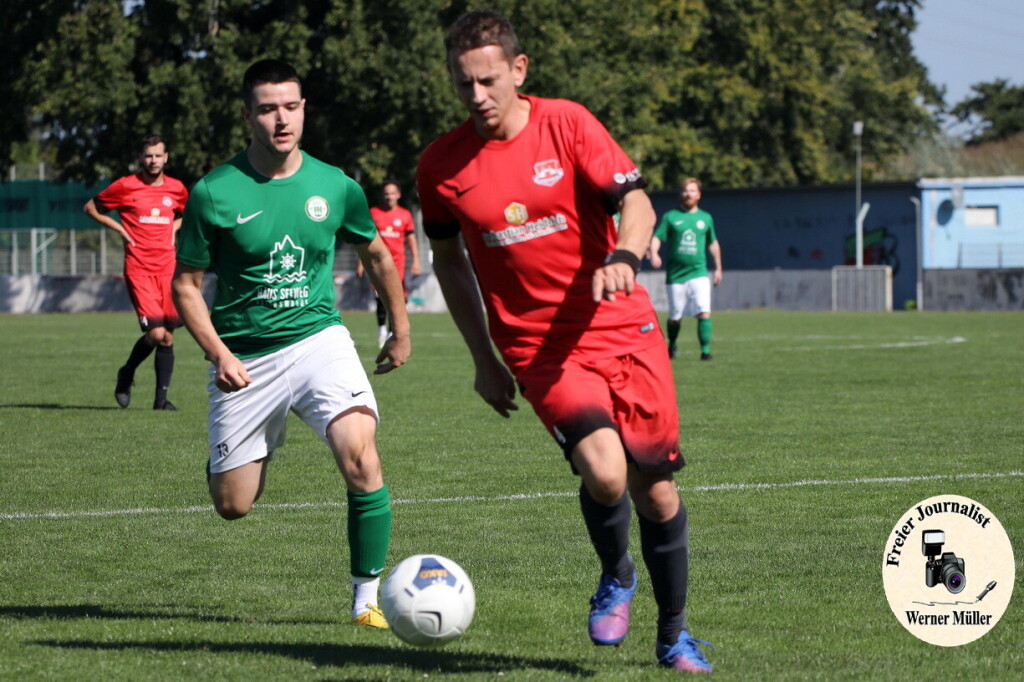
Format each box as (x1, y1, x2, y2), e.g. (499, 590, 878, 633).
(236, 211, 263, 224)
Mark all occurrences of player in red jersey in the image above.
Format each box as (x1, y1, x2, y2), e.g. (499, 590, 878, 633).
(417, 10, 712, 674)
(84, 134, 189, 410)
(358, 181, 421, 347)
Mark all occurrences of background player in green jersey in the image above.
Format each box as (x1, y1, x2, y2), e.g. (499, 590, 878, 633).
(172, 59, 410, 629)
(649, 178, 723, 360)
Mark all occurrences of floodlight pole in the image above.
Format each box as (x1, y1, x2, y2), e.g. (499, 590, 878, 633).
(910, 196, 923, 310)
(853, 120, 864, 268)
(856, 202, 871, 267)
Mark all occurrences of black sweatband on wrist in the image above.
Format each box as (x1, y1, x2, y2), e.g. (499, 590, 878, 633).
(605, 249, 641, 274)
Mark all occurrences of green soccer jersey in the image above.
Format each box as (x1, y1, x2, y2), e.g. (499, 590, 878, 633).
(177, 151, 377, 358)
(653, 208, 717, 284)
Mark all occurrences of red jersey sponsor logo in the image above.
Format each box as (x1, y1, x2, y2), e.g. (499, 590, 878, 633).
(139, 208, 171, 225)
(504, 202, 528, 225)
(484, 213, 568, 248)
(532, 159, 564, 187)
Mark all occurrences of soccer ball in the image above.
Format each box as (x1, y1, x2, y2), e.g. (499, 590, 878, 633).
(381, 554, 475, 647)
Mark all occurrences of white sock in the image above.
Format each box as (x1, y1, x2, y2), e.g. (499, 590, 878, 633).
(352, 576, 380, 616)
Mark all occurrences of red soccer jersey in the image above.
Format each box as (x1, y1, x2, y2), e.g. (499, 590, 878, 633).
(95, 173, 188, 277)
(369, 205, 415, 278)
(417, 95, 661, 370)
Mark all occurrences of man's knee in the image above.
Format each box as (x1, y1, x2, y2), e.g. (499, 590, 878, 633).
(327, 409, 381, 478)
(337, 444, 383, 491)
(213, 500, 251, 520)
(572, 428, 628, 503)
(208, 462, 265, 520)
(146, 327, 172, 346)
(630, 474, 680, 522)
(585, 478, 627, 505)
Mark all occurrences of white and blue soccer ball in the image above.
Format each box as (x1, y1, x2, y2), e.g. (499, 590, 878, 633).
(381, 554, 476, 647)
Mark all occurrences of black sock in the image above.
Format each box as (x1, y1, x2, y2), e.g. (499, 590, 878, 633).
(125, 335, 155, 372)
(638, 502, 689, 643)
(667, 320, 681, 347)
(579, 485, 634, 586)
(154, 345, 174, 405)
(375, 297, 387, 328)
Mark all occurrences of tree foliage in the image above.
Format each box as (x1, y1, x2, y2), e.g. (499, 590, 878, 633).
(951, 79, 1024, 146)
(9, 0, 939, 190)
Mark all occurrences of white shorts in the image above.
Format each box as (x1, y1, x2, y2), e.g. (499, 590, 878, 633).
(667, 276, 712, 320)
(207, 325, 378, 474)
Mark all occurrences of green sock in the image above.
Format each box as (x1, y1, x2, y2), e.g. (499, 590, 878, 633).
(347, 485, 392, 578)
(667, 320, 681, 348)
(697, 317, 712, 353)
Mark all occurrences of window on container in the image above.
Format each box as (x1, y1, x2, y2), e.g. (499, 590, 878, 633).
(964, 206, 999, 227)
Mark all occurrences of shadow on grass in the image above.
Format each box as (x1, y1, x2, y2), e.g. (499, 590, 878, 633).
(0, 403, 121, 411)
(33, 639, 593, 676)
(1, 604, 334, 626)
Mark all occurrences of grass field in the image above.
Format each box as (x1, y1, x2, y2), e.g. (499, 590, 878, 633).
(1, 310, 1021, 680)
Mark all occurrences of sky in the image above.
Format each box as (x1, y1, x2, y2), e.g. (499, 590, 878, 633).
(912, 0, 1024, 106)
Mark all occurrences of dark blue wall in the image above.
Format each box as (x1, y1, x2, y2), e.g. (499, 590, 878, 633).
(650, 182, 920, 308)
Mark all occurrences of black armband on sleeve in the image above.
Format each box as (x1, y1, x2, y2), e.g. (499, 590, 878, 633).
(600, 174, 648, 214)
(423, 220, 461, 240)
(605, 249, 641, 274)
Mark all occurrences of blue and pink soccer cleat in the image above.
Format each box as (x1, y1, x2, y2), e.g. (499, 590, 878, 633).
(587, 570, 637, 645)
(656, 629, 714, 673)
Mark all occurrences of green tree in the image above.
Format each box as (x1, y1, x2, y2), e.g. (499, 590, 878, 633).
(13, 0, 940, 190)
(1, 0, 82, 173)
(951, 79, 1024, 146)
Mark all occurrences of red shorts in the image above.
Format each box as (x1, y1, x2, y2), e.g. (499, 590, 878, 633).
(125, 273, 181, 331)
(516, 343, 684, 474)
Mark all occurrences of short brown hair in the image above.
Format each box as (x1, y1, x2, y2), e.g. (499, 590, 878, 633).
(242, 59, 301, 109)
(681, 177, 702, 191)
(445, 10, 522, 62)
(138, 134, 166, 155)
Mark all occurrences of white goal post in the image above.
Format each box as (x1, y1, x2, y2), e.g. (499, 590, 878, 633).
(831, 265, 892, 312)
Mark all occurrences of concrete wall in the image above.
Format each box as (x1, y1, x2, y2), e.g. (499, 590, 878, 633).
(321, 271, 835, 314)
(1, 270, 833, 314)
(0, 275, 132, 313)
(923, 269, 1024, 310)
(3, 269, 1020, 314)
(0, 275, 213, 314)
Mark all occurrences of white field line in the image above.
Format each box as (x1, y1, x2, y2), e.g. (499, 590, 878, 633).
(2, 471, 1021, 522)
(777, 335, 966, 351)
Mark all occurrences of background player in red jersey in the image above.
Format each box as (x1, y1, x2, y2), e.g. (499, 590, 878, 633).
(357, 181, 421, 347)
(416, 10, 712, 674)
(84, 134, 188, 410)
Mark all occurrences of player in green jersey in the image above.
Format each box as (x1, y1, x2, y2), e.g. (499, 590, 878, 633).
(172, 59, 410, 630)
(649, 178, 723, 360)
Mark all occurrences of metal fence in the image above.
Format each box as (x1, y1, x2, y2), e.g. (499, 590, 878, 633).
(957, 242, 1024, 269)
(0, 227, 365, 276)
(0, 228, 124, 276)
(831, 265, 893, 312)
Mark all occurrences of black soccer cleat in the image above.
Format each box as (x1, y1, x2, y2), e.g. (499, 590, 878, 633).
(153, 400, 177, 411)
(700, 352, 713, 361)
(115, 366, 134, 408)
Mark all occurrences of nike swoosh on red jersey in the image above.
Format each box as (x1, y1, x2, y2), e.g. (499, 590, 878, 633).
(454, 184, 478, 198)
